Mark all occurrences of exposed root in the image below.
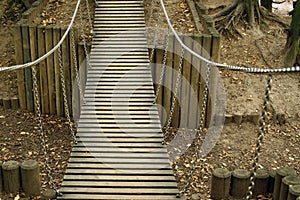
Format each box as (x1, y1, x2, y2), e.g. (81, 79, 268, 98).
(212, 2, 290, 38)
(255, 39, 271, 68)
(213, 2, 245, 38)
(259, 7, 289, 29)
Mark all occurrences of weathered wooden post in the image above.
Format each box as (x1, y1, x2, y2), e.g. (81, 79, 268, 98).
(2, 160, 20, 194)
(288, 185, 300, 200)
(2, 98, 11, 109)
(0, 161, 3, 194)
(273, 167, 297, 200)
(11, 97, 19, 109)
(230, 169, 250, 199)
(279, 176, 300, 200)
(269, 169, 276, 193)
(210, 168, 231, 199)
(20, 160, 41, 196)
(253, 169, 269, 196)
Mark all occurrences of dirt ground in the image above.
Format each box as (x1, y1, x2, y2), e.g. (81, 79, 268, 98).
(0, 0, 300, 199)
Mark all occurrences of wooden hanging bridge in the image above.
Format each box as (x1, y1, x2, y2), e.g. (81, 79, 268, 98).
(58, 0, 180, 199)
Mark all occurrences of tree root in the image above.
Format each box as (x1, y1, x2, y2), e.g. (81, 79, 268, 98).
(259, 7, 289, 29)
(254, 39, 271, 68)
(212, 1, 290, 38)
(213, 2, 245, 38)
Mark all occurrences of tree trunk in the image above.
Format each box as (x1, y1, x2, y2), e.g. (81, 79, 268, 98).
(261, 0, 272, 12)
(285, 0, 300, 67)
(244, 0, 260, 27)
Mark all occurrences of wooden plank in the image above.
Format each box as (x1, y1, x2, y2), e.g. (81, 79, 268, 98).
(77, 134, 163, 139)
(37, 25, 49, 114)
(77, 123, 161, 129)
(66, 162, 170, 169)
(76, 133, 162, 138)
(172, 35, 183, 128)
(58, 194, 178, 200)
(78, 119, 160, 124)
(201, 34, 212, 128)
(70, 28, 79, 114)
(78, 135, 161, 144)
(155, 48, 164, 125)
(61, 180, 177, 187)
(163, 34, 174, 127)
(29, 25, 39, 113)
(70, 152, 169, 158)
(61, 27, 72, 116)
(68, 157, 169, 164)
(78, 43, 86, 108)
(72, 147, 167, 154)
(189, 34, 202, 129)
(45, 26, 56, 115)
(21, 24, 34, 112)
(181, 34, 193, 128)
(13, 21, 26, 109)
(59, 187, 179, 194)
(62, 175, 175, 181)
(53, 27, 63, 116)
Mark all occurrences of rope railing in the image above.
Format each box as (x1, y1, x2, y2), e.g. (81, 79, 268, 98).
(158, 0, 300, 74)
(0, 0, 82, 72)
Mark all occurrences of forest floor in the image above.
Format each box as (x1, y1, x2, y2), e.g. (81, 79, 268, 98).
(0, 0, 300, 199)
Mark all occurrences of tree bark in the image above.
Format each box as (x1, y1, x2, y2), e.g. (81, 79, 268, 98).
(285, 0, 300, 67)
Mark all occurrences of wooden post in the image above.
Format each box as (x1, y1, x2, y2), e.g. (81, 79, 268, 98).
(37, 25, 50, 114)
(181, 35, 193, 128)
(22, 24, 34, 112)
(11, 97, 19, 109)
(0, 161, 3, 194)
(14, 21, 26, 109)
(269, 169, 276, 193)
(163, 34, 174, 128)
(171, 36, 182, 128)
(189, 34, 201, 129)
(253, 169, 269, 196)
(21, 160, 41, 196)
(273, 167, 297, 200)
(78, 43, 86, 110)
(29, 25, 39, 112)
(201, 34, 212, 128)
(70, 28, 79, 117)
(3, 98, 11, 109)
(210, 168, 231, 199)
(61, 27, 72, 116)
(45, 26, 56, 115)
(279, 176, 300, 200)
(2, 161, 20, 194)
(230, 169, 250, 199)
(155, 48, 164, 125)
(53, 27, 63, 116)
(288, 185, 300, 200)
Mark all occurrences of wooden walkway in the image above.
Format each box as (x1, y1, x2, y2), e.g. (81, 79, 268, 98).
(58, 0, 180, 199)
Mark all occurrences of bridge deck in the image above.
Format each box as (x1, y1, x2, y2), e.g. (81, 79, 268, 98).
(58, 0, 179, 199)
